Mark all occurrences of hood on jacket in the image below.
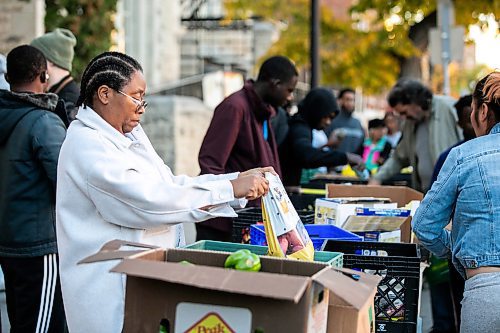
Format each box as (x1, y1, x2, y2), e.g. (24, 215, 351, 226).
(297, 87, 339, 129)
(0, 90, 58, 144)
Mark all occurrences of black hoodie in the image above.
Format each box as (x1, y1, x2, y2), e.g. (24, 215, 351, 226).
(279, 88, 348, 186)
(0, 90, 66, 256)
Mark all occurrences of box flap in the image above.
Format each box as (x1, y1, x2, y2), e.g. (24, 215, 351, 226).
(318, 197, 390, 204)
(327, 184, 423, 206)
(313, 267, 381, 310)
(78, 239, 160, 264)
(111, 258, 311, 303)
(342, 216, 410, 232)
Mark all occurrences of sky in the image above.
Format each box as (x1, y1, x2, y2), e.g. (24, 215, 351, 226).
(469, 15, 500, 69)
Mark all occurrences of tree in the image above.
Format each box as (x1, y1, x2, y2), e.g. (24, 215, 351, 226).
(351, 0, 499, 80)
(44, 0, 118, 80)
(224, 0, 499, 93)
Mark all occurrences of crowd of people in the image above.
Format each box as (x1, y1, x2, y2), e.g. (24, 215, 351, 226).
(0, 27, 499, 333)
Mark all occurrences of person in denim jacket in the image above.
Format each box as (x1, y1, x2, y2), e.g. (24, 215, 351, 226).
(413, 72, 500, 333)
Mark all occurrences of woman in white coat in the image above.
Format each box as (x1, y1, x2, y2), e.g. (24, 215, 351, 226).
(56, 52, 272, 333)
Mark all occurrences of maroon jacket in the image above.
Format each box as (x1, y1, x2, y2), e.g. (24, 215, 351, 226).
(198, 80, 282, 232)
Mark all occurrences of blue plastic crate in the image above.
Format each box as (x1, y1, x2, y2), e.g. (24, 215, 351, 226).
(250, 224, 362, 251)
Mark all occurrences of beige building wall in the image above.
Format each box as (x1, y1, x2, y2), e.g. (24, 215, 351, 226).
(0, 0, 45, 54)
(117, 0, 182, 88)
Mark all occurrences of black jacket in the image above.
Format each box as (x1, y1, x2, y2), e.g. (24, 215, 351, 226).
(279, 88, 348, 186)
(0, 90, 66, 257)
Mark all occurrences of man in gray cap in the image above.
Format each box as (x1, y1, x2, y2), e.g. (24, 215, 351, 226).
(31, 28, 79, 123)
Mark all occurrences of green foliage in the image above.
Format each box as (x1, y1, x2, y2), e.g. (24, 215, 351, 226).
(224, 0, 419, 93)
(431, 63, 493, 96)
(224, 0, 499, 94)
(44, 0, 118, 80)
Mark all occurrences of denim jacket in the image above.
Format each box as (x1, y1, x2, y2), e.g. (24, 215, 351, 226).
(413, 122, 500, 278)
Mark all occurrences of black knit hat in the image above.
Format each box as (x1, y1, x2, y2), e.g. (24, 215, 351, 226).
(368, 118, 385, 129)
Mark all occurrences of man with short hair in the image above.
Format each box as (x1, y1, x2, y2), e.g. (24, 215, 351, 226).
(31, 28, 79, 124)
(0, 45, 66, 332)
(325, 87, 365, 154)
(198, 55, 298, 241)
(369, 79, 462, 193)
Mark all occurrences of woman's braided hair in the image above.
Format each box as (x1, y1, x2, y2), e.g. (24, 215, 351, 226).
(77, 51, 143, 108)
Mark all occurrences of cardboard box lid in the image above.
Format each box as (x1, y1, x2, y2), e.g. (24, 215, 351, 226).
(81, 240, 339, 304)
(315, 267, 381, 310)
(78, 240, 160, 264)
(342, 215, 411, 232)
(111, 256, 318, 303)
(317, 197, 390, 204)
(326, 185, 423, 207)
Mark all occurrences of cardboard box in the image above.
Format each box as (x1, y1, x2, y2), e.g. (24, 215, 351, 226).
(314, 197, 393, 227)
(326, 268, 381, 333)
(81, 240, 381, 333)
(82, 241, 334, 332)
(342, 215, 413, 243)
(326, 184, 423, 207)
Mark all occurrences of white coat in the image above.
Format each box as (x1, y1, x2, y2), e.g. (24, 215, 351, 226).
(56, 106, 244, 333)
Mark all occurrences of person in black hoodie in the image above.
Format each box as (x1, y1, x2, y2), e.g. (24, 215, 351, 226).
(280, 87, 364, 186)
(0, 45, 66, 332)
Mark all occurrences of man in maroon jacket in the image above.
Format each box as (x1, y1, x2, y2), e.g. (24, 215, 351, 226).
(198, 56, 298, 241)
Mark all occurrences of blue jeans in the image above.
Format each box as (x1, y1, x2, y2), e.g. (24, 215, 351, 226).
(461, 272, 500, 333)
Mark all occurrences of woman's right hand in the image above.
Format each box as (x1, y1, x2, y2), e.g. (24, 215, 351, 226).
(230, 174, 269, 200)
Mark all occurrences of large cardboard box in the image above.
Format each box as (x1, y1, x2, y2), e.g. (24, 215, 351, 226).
(326, 268, 381, 333)
(325, 185, 423, 244)
(342, 215, 412, 243)
(314, 197, 393, 226)
(82, 240, 381, 333)
(326, 184, 423, 207)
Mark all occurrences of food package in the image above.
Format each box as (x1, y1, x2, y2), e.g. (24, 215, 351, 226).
(261, 172, 314, 261)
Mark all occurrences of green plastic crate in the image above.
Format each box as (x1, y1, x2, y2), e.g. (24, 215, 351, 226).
(183, 240, 343, 268)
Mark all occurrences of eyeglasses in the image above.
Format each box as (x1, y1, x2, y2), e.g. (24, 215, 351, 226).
(118, 90, 148, 112)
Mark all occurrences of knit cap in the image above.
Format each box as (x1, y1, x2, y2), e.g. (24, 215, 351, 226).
(31, 28, 76, 72)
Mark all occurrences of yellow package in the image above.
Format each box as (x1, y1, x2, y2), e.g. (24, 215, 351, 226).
(262, 173, 314, 261)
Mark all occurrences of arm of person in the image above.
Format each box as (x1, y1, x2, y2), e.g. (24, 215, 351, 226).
(32, 112, 66, 189)
(412, 148, 459, 258)
(198, 103, 242, 174)
(172, 166, 277, 185)
(84, 143, 243, 229)
(371, 132, 410, 183)
(290, 123, 348, 169)
(171, 167, 276, 208)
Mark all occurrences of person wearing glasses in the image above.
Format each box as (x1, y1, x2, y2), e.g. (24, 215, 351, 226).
(55, 52, 273, 333)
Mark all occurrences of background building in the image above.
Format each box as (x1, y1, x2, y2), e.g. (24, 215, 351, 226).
(0, 0, 45, 55)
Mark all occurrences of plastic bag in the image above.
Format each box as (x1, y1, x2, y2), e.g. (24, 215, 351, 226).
(261, 172, 314, 261)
